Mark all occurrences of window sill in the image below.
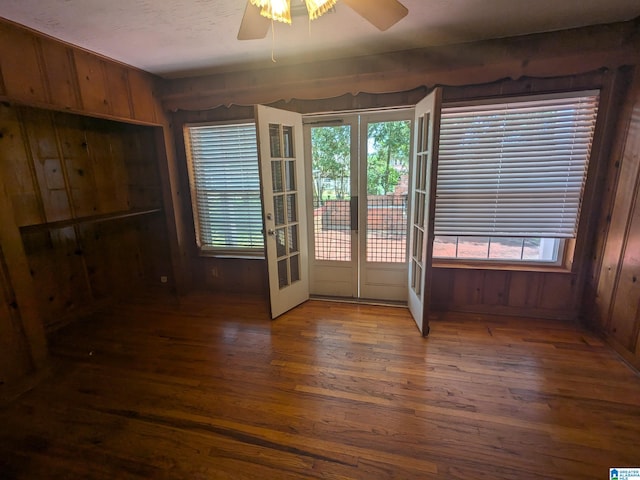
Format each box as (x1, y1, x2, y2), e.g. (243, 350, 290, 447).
(198, 250, 265, 261)
(432, 260, 572, 273)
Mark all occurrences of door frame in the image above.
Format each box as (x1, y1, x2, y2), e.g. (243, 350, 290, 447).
(303, 107, 415, 301)
(358, 109, 414, 301)
(303, 114, 359, 298)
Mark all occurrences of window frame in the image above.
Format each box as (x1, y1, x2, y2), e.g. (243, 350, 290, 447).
(432, 90, 600, 269)
(433, 236, 566, 266)
(183, 120, 265, 259)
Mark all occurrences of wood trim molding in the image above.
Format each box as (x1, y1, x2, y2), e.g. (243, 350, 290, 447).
(162, 18, 640, 111)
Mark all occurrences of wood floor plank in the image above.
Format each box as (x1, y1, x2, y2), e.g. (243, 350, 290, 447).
(1, 292, 639, 479)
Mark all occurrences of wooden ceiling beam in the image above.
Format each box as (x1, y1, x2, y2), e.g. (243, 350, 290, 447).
(161, 18, 640, 111)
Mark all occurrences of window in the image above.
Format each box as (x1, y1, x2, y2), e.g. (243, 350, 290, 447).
(184, 122, 264, 257)
(434, 91, 600, 265)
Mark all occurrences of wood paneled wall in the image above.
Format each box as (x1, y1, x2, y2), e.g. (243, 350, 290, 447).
(0, 192, 46, 392)
(0, 260, 33, 387)
(584, 67, 640, 370)
(0, 18, 186, 394)
(0, 105, 172, 331)
(0, 21, 159, 124)
(0, 16, 190, 294)
(431, 269, 577, 320)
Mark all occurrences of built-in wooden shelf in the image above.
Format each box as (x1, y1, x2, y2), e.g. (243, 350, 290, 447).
(19, 208, 163, 234)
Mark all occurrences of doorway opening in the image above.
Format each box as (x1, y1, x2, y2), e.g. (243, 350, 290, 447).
(304, 109, 413, 302)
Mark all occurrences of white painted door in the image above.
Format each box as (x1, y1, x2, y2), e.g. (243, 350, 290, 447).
(408, 88, 442, 335)
(304, 111, 413, 301)
(359, 111, 413, 301)
(255, 105, 309, 318)
(304, 115, 358, 298)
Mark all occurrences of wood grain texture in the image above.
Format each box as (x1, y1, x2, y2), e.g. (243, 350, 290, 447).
(0, 18, 162, 127)
(0, 104, 172, 331)
(585, 67, 640, 369)
(0, 293, 638, 479)
(0, 165, 48, 377)
(0, 18, 189, 389)
(162, 19, 640, 111)
(430, 268, 577, 320)
(0, 23, 47, 105)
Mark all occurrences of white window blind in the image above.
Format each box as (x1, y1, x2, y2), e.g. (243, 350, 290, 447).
(435, 91, 599, 238)
(185, 122, 264, 255)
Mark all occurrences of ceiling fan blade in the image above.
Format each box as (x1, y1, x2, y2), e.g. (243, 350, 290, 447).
(237, 1, 271, 40)
(342, 0, 408, 31)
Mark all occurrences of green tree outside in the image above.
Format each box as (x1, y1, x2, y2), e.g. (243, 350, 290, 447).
(310, 125, 350, 203)
(367, 121, 410, 195)
(310, 120, 411, 201)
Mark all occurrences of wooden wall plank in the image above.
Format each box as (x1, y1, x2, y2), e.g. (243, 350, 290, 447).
(138, 213, 174, 283)
(538, 273, 575, 311)
(609, 176, 640, 350)
(0, 104, 44, 226)
(73, 51, 110, 116)
(81, 220, 143, 300)
(104, 63, 133, 119)
(21, 228, 91, 330)
(0, 164, 48, 372)
(39, 41, 81, 111)
(197, 257, 267, 294)
(481, 271, 508, 306)
(636, 309, 640, 354)
(507, 272, 543, 309)
(123, 127, 162, 209)
(0, 250, 33, 386)
(585, 67, 640, 366)
(21, 109, 73, 223)
(451, 270, 483, 306)
(128, 70, 157, 124)
(0, 23, 47, 104)
(88, 127, 131, 214)
(429, 268, 452, 310)
(55, 113, 99, 218)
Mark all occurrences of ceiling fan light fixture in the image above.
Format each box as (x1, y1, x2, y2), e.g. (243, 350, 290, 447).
(250, 0, 292, 24)
(304, 0, 338, 20)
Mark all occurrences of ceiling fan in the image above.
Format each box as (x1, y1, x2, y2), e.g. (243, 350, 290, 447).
(238, 0, 409, 40)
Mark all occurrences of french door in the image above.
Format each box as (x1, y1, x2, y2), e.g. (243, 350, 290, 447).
(304, 110, 414, 302)
(256, 88, 441, 333)
(407, 89, 442, 334)
(255, 105, 309, 319)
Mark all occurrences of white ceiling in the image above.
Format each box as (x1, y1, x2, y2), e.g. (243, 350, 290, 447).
(1, 0, 639, 79)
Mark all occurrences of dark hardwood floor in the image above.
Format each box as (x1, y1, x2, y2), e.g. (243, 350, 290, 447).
(1, 292, 639, 479)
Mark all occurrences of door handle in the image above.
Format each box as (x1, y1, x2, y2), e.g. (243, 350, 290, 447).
(267, 229, 276, 236)
(350, 196, 358, 232)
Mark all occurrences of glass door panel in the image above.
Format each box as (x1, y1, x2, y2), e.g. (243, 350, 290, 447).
(305, 120, 357, 298)
(365, 120, 411, 264)
(310, 124, 352, 262)
(359, 114, 412, 301)
(256, 106, 308, 318)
